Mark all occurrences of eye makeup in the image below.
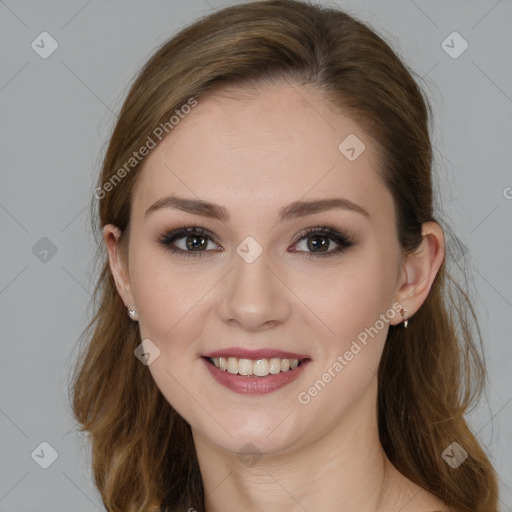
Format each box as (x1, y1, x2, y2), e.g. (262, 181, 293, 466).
(156, 223, 356, 259)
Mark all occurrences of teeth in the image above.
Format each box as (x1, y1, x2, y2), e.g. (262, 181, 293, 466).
(238, 359, 252, 376)
(210, 356, 301, 377)
(269, 358, 281, 374)
(227, 357, 238, 374)
(253, 359, 269, 377)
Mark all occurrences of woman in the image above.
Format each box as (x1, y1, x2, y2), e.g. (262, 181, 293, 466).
(69, 1, 500, 510)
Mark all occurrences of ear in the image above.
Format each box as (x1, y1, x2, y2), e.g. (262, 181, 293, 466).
(103, 224, 135, 309)
(389, 221, 445, 325)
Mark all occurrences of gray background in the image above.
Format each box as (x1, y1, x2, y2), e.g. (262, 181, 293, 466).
(0, 0, 511, 510)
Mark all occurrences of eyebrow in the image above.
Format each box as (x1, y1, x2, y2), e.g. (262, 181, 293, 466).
(145, 194, 370, 222)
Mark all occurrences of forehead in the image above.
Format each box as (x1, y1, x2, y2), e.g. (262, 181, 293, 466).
(131, 82, 393, 224)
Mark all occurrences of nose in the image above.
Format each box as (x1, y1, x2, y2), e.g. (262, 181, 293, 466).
(216, 249, 292, 332)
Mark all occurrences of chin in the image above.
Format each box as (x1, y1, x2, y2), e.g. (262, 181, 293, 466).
(192, 407, 314, 458)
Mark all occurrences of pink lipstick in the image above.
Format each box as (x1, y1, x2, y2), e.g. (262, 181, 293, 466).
(201, 348, 311, 395)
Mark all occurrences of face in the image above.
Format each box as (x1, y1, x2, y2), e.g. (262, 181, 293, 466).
(109, 82, 408, 456)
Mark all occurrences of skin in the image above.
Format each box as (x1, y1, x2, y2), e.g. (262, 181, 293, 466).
(104, 82, 447, 512)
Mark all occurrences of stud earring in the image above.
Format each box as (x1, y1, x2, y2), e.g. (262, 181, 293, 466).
(127, 304, 139, 321)
(400, 308, 408, 328)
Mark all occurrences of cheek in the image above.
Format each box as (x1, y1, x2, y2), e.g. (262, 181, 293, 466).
(129, 232, 400, 353)
(130, 255, 210, 347)
(128, 249, 217, 428)
(292, 258, 399, 425)
(300, 252, 401, 391)
(300, 255, 397, 341)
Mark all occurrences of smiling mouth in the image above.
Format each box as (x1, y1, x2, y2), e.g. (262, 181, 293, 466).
(205, 356, 309, 377)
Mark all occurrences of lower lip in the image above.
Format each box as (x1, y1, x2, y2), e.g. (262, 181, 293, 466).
(202, 358, 310, 395)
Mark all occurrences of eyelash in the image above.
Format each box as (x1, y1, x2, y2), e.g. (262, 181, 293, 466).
(156, 225, 355, 259)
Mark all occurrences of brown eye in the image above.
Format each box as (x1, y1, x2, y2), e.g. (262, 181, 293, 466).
(291, 227, 354, 258)
(183, 233, 209, 251)
(157, 226, 221, 257)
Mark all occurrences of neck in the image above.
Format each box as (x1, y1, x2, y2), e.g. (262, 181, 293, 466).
(193, 379, 405, 512)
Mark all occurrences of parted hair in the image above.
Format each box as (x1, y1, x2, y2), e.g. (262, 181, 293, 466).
(69, 1, 499, 510)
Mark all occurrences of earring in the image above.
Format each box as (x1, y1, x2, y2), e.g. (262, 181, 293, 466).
(127, 304, 139, 321)
(400, 308, 408, 328)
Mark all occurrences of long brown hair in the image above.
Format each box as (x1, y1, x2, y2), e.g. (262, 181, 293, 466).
(68, 1, 500, 510)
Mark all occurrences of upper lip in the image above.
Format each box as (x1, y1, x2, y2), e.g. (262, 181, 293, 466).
(202, 348, 310, 360)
